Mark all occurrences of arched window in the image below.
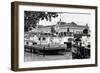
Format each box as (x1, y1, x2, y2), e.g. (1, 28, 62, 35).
(67, 28, 70, 32)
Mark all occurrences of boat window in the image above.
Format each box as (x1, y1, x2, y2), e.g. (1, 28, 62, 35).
(43, 37, 46, 40)
(26, 42, 29, 45)
(39, 37, 40, 40)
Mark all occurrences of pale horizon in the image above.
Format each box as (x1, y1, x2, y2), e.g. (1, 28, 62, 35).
(38, 12, 91, 26)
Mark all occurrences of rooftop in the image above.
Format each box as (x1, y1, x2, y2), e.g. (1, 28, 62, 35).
(37, 21, 89, 28)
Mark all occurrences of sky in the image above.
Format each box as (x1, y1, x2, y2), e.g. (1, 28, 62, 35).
(39, 12, 91, 26)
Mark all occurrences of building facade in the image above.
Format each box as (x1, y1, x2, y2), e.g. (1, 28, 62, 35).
(24, 20, 90, 46)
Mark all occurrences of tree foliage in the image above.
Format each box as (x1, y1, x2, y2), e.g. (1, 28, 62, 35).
(24, 11, 58, 32)
(83, 29, 88, 34)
